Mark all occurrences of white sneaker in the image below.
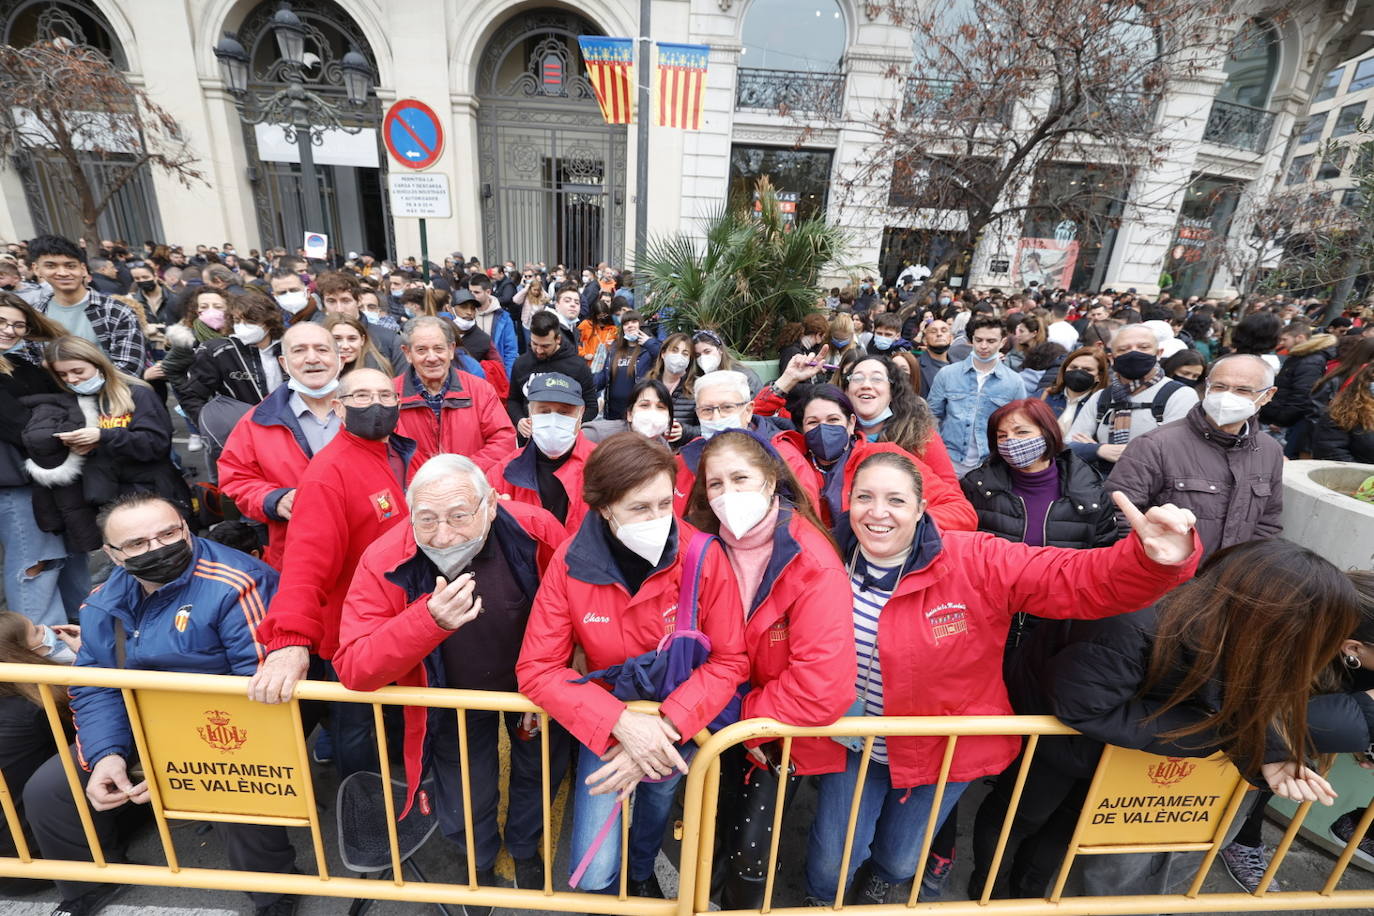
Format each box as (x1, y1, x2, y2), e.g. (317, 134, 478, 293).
(186, 434, 204, 453)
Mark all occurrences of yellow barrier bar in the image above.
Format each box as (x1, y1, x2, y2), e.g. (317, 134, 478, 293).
(287, 697, 329, 880)
(120, 687, 180, 873)
(693, 752, 723, 915)
(907, 735, 958, 907)
(761, 736, 794, 914)
(980, 735, 1038, 906)
(834, 736, 876, 909)
(540, 710, 554, 896)
(1258, 795, 1314, 897)
(37, 683, 105, 867)
(1321, 792, 1374, 895)
(1075, 843, 1216, 855)
(371, 702, 405, 885)
(1049, 744, 1116, 903)
(0, 768, 32, 863)
(1182, 778, 1250, 899)
(159, 809, 311, 827)
(618, 791, 631, 901)
(457, 708, 478, 889)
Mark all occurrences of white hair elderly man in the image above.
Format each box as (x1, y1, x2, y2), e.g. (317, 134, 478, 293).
(1108, 354, 1283, 559)
(332, 454, 569, 906)
(1068, 323, 1199, 467)
(671, 369, 799, 512)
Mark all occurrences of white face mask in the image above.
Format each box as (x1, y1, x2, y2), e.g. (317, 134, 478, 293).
(697, 352, 721, 374)
(276, 290, 309, 314)
(629, 409, 670, 439)
(663, 353, 690, 375)
(1202, 390, 1261, 427)
(455, 316, 476, 331)
(419, 512, 489, 578)
(233, 323, 266, 346)
(610, 512, 672, 565)
(710, 489, 773, 538)
(700, 413, 744, 439)
(530, 411, 578, 458)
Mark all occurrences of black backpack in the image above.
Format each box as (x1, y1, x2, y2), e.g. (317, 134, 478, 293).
(1094, 379, 1186, 428)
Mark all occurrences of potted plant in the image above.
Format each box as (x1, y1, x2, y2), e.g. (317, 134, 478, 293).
(639, 178, 854, 381)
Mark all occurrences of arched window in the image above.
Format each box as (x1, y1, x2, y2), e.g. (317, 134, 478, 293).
(740, 0, 845, 72)
(1216, 18, 1279, 109)
(0, 0, 125, 68)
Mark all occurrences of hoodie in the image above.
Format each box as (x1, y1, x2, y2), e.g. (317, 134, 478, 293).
(507, 335, 599, 423)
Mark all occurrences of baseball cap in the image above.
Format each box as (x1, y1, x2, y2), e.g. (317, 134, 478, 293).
(526, 373, 583, 406)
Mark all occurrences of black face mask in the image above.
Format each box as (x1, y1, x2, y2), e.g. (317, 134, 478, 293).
(121, 538, 193, 585)
(1112, 350, 1157, 381)
(1063, 369, 1096, 393)
(926, 343, 951, 355)
(137, 279, 158, 293)
(344, 403, 399, 440)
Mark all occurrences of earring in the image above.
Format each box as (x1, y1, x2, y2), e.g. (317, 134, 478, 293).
(1345, 654, 1363, 670)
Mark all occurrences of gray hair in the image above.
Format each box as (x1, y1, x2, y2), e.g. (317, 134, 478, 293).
(406, 453, 492, 506)
(1109, 323, 1157, 351)
(694, 369, 750, 404)
(1207, 353, 1275, 388)
(400, 314, 456, 347)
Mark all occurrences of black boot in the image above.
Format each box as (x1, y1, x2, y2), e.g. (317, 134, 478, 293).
(721, 870, 767, 910)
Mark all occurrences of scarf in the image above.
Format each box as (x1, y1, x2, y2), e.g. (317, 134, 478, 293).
(1106, 366, 1163, 444)
(192, 319, 224, 344)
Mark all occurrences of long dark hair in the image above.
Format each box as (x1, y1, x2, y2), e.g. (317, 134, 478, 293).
(1141, 540, 1358, 777)
(0, 611, 68, 711)
(842, 353, 935, 457)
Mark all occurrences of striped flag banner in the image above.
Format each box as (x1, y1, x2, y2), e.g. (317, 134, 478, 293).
(656, 42, 709, 130)
(578, 36, 635, 125)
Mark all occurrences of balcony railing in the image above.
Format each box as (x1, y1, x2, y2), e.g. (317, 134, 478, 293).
(1203, 99, 1275, 154)
(734, 67, 845, 116)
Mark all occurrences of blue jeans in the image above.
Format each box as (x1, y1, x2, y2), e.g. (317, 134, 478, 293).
(570, 742, 681, 890)
(0, 486, 69, 625)
(805, 750, 968, 901)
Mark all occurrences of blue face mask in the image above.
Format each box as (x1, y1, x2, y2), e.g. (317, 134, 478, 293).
(831, 337, 851, 350)
(856, 406, 893, 430)
(69, 371, 105, 395)
(871, 335, 895, 351)
(287, 376, 340, 400)
(805, 422, 851, 464)
(938, 297, 951, 306)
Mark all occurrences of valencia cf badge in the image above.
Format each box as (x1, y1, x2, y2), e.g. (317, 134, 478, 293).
(174, 605, 192, 632)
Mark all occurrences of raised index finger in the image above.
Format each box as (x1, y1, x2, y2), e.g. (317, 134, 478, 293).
(1111, 490, 1147, 529)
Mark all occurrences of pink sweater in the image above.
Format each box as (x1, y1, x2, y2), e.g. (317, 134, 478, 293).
(718, 499, 782, 615)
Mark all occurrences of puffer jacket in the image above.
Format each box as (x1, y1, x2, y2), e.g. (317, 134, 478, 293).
(1259, 334, 1338, 428)
(18, 393, 100, 551)
(827, 513, 1199, 788)
(179, 335, 279, 425)
(76, 384, 190, 514)
(1310, 407, 1374, 464)
(960, 450, 1119, 548)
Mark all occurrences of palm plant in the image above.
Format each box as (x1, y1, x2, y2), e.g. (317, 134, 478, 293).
(639, 178, 853, 358)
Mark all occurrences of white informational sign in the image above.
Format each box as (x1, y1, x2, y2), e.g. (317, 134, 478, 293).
(387, 172, 452, 219)
(303, 232, 328, 259)
(254, 124, 379, 168)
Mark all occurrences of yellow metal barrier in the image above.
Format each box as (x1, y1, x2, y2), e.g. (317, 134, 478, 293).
(0, 662, 1372, 915)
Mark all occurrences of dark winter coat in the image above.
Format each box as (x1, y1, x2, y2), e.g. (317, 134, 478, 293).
(1259, 334, 1338, 428)
(507, 336, 598, 423)
(960, 450, 1119, 549)
(79, 383, 190, 513)
(0, 355, 59, 487)
(1310, 409, 1374, 463)
(179, 335, 281, 425)
(18, 393, 100, 551)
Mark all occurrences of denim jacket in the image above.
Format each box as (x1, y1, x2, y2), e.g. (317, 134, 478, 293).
(927, 356, 1027, 465)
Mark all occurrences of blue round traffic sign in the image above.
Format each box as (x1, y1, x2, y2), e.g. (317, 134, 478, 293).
(383, 99, 444, 170)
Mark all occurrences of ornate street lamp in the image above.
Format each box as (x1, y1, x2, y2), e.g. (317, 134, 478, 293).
(212, 1, 375, 241)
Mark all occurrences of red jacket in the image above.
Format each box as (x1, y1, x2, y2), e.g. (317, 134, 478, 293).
(775, 434, 977, 533)
(489, 434, 595, 538)
(516, 516, 750, 754)
(751, 385, 961, 489)
(257, 430, 414, 660)
(671, 416, 799, 515)
(832, 515, 1200, 788)
(333, 502, 565, 813)
(217, 385, 320, 569)
(393, 367, 517, 475)
(736, 511, 856, 775)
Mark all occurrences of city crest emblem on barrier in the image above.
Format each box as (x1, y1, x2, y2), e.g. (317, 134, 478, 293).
(1146, 757, 1194, 786)
(197, 709, 248, 753)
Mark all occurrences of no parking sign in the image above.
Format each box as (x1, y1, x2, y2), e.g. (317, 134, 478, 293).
(383, 99, 444, 170)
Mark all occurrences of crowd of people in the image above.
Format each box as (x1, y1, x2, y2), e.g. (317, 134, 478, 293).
(1, 233, 1373, 916)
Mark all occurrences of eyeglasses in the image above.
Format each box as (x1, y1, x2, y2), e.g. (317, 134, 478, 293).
(339, 390, 399, 407)
(1204, 382, 1268, 398)
(413, 500, 487, 533)
(108, 523, 184, 556)
(696, 401, 747, 419)
(847, 373, 889, 386)
(0, 319, 28, 334)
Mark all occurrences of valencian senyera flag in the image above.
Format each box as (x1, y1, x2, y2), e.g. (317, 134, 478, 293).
(656, 42, 709, 130)
(578, 36, 635, 125)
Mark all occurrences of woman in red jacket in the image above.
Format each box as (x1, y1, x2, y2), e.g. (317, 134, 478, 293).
(682, 429, 856, 908)
(772, 384, 976, 532)
(803, 449, 1201, 907)
(516, 433, 749, 898)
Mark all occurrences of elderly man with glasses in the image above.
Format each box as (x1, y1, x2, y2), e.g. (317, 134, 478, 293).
(23, 492, 300, 916)
(248, 368, 416, 780)
(333, 454, 569, 908)
(1108, 354, 1284, 559)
